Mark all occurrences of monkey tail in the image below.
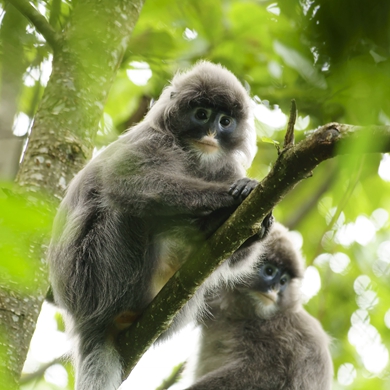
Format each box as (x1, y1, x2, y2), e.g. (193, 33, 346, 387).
(64, 313, 123, 390)
(73, 335, 123, 390)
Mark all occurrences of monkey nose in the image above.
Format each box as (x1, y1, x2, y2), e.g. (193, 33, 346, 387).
(207, 129, 217, 138)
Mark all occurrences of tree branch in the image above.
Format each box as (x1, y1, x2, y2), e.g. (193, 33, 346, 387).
(118, 123, 390, 379)
(7, 0, 60, 50)
(20, 355, 66, 384)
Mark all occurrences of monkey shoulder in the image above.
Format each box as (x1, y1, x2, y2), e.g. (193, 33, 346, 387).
(260, 309, 333, 384)
(216, 307, 330, 365)
(252, 308, 330, 352)
(101, 128, 184, 176)
(291, 308, 331, 351)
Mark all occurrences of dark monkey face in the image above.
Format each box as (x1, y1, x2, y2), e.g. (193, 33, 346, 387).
(239, 225, 305, 318)
(148, 62, 254, 165)
(250, 262, 292, 308)
(243, 262, 297, 318)
(174, 104, 243, 157)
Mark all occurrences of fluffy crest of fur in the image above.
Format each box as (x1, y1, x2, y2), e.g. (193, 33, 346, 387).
(170, 61, 251, 116)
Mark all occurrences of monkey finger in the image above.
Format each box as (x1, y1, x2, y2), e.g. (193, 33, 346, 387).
(240, 186, 251, 198)
(229, 183, 238, 196)
(229, 185, 245, 199)
(229, 178, 252, 198)
(241, 187, 252, 200)
(231, 188, 241, 198)
(239, 180, 258, 200)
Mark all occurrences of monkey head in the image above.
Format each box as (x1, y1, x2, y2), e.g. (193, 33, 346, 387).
(244, 224, 305, 319)
(146, 61, 256, 169)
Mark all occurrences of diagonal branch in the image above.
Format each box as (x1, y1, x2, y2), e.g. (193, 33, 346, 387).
(7, 0, 60, 50)
(118, 123, 390, 379)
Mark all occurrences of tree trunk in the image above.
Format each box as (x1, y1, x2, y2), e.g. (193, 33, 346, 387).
(0, 1, 145, 387)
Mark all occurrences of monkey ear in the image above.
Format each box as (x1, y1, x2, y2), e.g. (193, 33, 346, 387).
(170, 92, 177, 99)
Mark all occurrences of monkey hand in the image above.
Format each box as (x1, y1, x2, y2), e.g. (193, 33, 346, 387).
(229, 178, 258, 202)
(258, 211, 274, 239)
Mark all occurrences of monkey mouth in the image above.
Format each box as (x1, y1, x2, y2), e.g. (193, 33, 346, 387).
(192, 136, 219, 153)
(257, 291, 277, 305)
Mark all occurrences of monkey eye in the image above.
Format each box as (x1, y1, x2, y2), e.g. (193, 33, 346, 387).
(220, 116, 231, 127)
(261, 263, 278, 279)
(279, 274, 291, 290)
(280, 276, 288, 285)
(194, 108, 209, 121)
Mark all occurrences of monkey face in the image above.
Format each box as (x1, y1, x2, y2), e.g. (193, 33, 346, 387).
(192, 106, 236, 133)
(246, 261, 299, 318)
(170, 103, 245, 158)
(254, 262, 290, 300)
(148, 61, 257, 168)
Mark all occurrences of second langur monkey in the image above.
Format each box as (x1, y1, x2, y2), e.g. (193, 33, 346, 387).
(48, 61, 273, 390)
(186, 223, 333, 390)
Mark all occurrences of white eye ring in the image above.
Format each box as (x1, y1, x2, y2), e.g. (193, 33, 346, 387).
(262, 263, 277, 278)
(220, 116, 232, 127)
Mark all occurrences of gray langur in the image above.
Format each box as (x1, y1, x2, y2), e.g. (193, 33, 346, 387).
(48, 61, 273, 390)
(186, 223, 333, 390)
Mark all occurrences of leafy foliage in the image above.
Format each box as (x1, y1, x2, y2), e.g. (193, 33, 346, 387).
(0, 185, 53, 293)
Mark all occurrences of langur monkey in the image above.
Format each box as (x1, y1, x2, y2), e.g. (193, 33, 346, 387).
(48, 61, 272, 390)
(186, 223, 333, 390)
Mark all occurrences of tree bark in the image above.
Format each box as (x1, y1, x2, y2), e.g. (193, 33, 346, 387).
(0, 3, 27, 180)
(0, 1, 145, 387)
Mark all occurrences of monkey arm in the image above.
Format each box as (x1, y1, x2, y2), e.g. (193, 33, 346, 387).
(102, 171, 256, 217)
(92, 132, 257, 217)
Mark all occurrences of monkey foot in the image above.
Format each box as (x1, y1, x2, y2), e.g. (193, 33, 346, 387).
(259, 211, 274, 239)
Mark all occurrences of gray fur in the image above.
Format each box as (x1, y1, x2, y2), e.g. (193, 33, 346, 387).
(186, 223, 333, 390)
(48, 61, 263, 390)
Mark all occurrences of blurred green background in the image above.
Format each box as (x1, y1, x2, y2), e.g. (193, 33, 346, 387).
(1, 0, 390, 388)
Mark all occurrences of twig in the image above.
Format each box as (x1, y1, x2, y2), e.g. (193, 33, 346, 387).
(20, 355, 67, 384)
(118, 123, 390, 380)
(7, 0, 60, 50)
(155, 362, 186, 390)
(283, 99, 297, 148)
